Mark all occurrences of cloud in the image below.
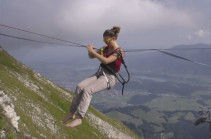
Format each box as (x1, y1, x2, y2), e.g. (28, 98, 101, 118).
(59, 0, 194, 36)
(187, 35, 192, 40)
(1, 0, 194, 37)
(0, 0, 210, 50)
(179, 29, 211, 42)
(195, 29, 211, 37)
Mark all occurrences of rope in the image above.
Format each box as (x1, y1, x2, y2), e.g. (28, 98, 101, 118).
(1, 24, 211, 51)
(156, 49, 211, 68)
(0, 23, 211, 68)
(1, 32, 211, 52)
(0, 33, 84, 47)
(124, 48, 211, 52)
(0, 23, 86, 47)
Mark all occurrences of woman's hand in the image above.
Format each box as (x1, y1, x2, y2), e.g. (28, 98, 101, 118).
(86, 45, 118, 64)
(86, 45, 95, 53)
(87, 45, 96, 59)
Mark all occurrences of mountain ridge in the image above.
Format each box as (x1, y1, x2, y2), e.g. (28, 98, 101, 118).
(0, 46, 140, 139)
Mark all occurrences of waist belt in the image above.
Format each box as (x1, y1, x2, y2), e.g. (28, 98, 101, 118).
(97, 65, 111, 90)
(100, 63, 129, 95)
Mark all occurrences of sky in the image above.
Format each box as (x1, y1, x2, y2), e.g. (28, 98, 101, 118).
(0, 0, 210, 61)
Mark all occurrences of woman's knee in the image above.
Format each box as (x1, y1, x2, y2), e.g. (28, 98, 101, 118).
(75, 85, 92, 96)
(83, 88, 93, 97)
(75, 84, 84, 95)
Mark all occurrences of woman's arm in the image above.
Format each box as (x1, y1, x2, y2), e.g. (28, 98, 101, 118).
(87, 45, 118, 64)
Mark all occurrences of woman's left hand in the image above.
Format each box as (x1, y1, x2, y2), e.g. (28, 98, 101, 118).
(87, 45, 95, 53)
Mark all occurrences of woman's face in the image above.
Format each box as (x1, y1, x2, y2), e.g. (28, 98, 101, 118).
(103, 36, 114, 45)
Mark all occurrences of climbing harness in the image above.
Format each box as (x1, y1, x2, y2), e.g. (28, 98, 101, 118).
(96, 65, 111, 90)
(102, 70, 111, 89)
(100, 48, 130, 95)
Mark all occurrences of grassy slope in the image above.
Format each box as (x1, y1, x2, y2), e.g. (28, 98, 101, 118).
(0, 47, 140, 139)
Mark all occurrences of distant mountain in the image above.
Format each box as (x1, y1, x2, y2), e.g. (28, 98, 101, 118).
(127, 43, 211, 75)
(0, 46, 140, 139)
(103, 105, 210, 139)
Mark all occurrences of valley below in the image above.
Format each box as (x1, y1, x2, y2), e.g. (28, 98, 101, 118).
(11, 43, 211, 139)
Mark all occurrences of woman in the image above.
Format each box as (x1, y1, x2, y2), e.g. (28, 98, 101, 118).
(62, 26, 124, 128)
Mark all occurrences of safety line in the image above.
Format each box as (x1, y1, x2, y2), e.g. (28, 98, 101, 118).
(0, 23, 86, 47)
(124, 47, 211, 52)
(0, 24, 211, 68)
(1, 32, 210, 68)
(0, 33, 85, 48)
(1, 24, 211, 52)
(1, 32, 211, 52)
(156, 49, 211, 68)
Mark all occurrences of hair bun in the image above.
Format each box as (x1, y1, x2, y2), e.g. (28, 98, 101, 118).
(103, 26, 121, 38)
(111, 26, 121, 34)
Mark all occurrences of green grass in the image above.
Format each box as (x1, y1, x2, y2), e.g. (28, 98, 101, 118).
(184, 112, 195, 121)
(168, 112, 185, 124)
(144, 96, 201, 111)
(106, 111, 143, 126)
(131, 109, 166, 125)
(0, 48, 141, 139)
(92, 91, 137, 109)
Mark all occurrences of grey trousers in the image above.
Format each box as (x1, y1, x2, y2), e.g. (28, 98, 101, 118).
(69, 68, 116, 118)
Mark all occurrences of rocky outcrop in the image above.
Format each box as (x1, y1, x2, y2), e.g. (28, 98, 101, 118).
(0, 90, 20, 132)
